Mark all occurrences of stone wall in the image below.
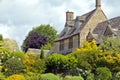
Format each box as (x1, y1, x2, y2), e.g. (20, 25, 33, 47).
(80, 8, 107, 46)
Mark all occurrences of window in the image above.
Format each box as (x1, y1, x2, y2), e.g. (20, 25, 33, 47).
(60, 40, 64, 51)
(69, 37, 73, 49)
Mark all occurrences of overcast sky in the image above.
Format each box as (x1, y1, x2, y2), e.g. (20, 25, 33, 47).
(0, 0, 120, 49)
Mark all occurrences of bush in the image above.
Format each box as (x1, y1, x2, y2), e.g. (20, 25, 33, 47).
(0, 72, 6, 80)
(22, 53, 45, 75)
(46, 53, 78, 74)
(24, 73, 41, 80)
(0, 34, 3, 41)
(40, 73, 60, 80)
(95, 67, 112, 80)
(72, 49, 99, 70)
(0, 49, 12, 65)
(40, 49, 44, 59)
(86, 73, 94, 80)
(6, 74, 25, 80)
(3, 58, 25, 76)
(63, 76, 84, 80)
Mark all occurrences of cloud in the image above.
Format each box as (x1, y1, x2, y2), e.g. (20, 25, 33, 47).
(0, 0, 120, 50)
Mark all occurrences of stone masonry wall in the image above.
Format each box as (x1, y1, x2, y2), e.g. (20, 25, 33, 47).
(80, 9, 107, 46)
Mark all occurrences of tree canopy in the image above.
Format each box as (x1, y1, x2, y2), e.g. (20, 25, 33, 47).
(29, 24, 57, 44)
(22, 24, 57, 51)
(22, 32, 47, 52)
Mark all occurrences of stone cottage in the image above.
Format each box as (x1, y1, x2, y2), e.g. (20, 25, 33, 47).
(50, 0, 120, 54)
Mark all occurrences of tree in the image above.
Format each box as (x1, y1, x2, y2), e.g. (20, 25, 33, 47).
(30, 24, 57, 44)
(40, 49, 44, 59)
(22, 32, 47, 52)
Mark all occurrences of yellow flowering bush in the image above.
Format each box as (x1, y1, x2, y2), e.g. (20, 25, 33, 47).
(22, 52, 45, 75)
(6, 74, 25, 80)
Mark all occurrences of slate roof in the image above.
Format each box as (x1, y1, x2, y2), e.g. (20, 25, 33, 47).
(93, 16, 120, 43)
(55, 9, 96, 41)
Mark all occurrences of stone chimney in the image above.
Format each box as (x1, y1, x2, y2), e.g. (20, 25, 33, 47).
(66, 10, 74, 21)
(96, 0, 101, 9)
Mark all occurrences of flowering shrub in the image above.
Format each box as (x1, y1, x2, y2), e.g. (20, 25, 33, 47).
(3, 58, 25, 76)
(22, 53, 45, 75)
(6, 74, 25, 80)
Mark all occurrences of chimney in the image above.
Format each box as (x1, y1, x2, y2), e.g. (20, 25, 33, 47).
(96, 0, 101, 9)
(66, 10, 74, 21)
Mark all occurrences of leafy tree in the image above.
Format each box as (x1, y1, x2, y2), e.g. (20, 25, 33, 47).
(30, 24, 57, 44)
(41, 43, 52, 50)
(95, 67, 112, 80)
(99, 37, 120, 53)
(22, 32, 47, 52)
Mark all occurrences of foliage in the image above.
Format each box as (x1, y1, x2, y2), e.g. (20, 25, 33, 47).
(40, 73, 60, 80)
(22, 32, 47, 52)
(0, 49, 12, 65)
(99, 37, 120, 53)
(22, 53, 45, 75)
(10, 51, 24, 59)
(6, 74, 25, 80)
(41, 43, 52, 50)
(72, 49, 99, 71)
(97, 52, 120, 72)
(0, 40, 4, 49)
(24, 73, 41, 80)
(3, 58, 25, 76)
(40, 49, 44, 59)
(2, 38, 19, 51)
(82, 40, 98, 50)
(112, 72, 120, 80)
(46, 53, 77, 74)
(115, 72, 120, 78)
(0, 49, 24, 66)
(63, 76, 84, 80)
(0, 34, 3, 41)
(95, 67, 112, 80)
(71, 41, 99, 71)
(30, 24, 57, 44)
(86, 73, 94, 80)
(0, 72, 6, 80)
